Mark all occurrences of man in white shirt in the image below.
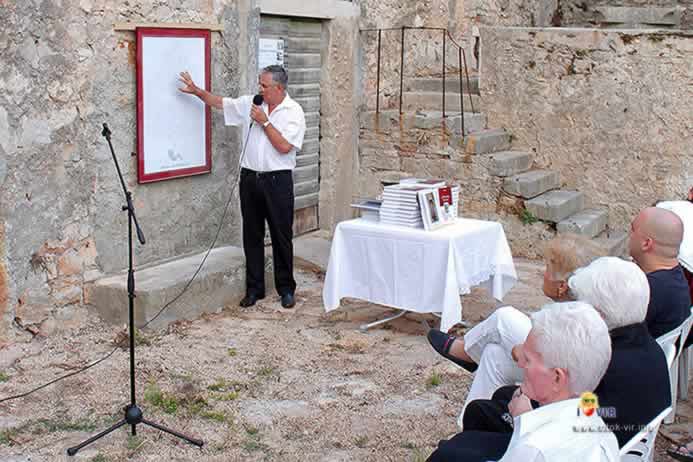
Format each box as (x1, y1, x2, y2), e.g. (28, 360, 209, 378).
(427, 301, 619, 462)
(179, 66, 306, 309)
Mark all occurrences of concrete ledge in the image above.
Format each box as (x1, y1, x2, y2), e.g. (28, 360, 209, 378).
(260, 0, 359, 19)
(525, 190, 585, 223)
(87, 246, 273, 329)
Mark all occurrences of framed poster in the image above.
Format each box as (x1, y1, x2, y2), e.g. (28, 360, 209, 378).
(258, 38, 284, 70)
(136, 28, 211, 183)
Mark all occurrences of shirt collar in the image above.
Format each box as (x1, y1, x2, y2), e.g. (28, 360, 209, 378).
(513, 398, 581, 438)
(265, 92, 295, 112)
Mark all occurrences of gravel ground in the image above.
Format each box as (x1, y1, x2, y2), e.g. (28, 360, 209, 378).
(0, 260, 689, 461)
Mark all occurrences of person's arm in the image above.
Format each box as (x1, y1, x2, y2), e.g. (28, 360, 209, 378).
(178, 71, 223, 109)
(250, 105, 294, 154)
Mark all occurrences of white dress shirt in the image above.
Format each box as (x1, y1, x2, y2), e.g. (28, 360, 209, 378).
(222, 93, 306, 172)
(499, 398, 619, 462)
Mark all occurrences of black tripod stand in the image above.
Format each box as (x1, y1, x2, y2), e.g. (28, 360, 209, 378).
(67, 123, 204, 456)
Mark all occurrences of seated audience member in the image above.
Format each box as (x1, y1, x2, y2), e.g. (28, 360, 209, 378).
(427, 301, 618, 462)
(656, 189, 693, 347)
(463, 257, 671, 448)
(629, 206, 690, 338)
(669, 441, 693, 462)
(427, 235, 602, 423)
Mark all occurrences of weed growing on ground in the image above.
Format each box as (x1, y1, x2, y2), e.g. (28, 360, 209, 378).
(411, 448, 429, 462)
(144, 383, 179, 414)
(355, 435, 369, 448)
(519, 209, 538, 225)
(0, 371, 9, 382)
(90, 454, 108, 462)
(426, 372, 442, 389)
(227, 347, 237, 357)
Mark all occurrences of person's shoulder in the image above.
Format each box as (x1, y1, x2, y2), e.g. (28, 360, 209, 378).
(283, 94, 305, 113)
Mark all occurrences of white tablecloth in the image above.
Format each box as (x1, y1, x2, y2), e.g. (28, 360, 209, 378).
(323, 218, 518, 332)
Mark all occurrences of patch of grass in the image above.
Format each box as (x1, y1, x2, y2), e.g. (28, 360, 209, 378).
(34, 417, 97, 433)
(134, 329, 151, 346)
(90, 454, 108, 462)
(0, 371, 9, 382)
(355, 435, 369, 448)
(214, 391, 239, 401)
(186, 396, 209, 415)
(426, 372, 442, 389)
(144, 383, 179, 414)
(411, 448, 429, 462)
(245, 425, 259, 436)
(0, 428, 18, 446)
(126, 435, 144, 451)
(201, 410, 227, 423)
(227, 347, 237, 357)
(519, 209, 538, 225)
(257, 365, 275, 377)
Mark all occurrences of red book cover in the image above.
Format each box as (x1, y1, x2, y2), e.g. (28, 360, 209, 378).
(438, 186, 452, 206)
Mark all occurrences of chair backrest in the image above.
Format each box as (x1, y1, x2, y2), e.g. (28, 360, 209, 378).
(618, 406, 673, 460)
(657, 323, 683, 352)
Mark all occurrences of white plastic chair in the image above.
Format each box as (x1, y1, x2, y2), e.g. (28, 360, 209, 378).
(677, 307, 693, 401)
(618, 406, 673, 461)
(656, 321, 688, 424)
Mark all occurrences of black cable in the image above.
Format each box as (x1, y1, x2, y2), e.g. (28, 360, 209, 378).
(0, 124, 254, 404)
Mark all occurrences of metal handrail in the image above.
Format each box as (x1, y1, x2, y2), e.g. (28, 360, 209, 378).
(360, 26, 478, 134)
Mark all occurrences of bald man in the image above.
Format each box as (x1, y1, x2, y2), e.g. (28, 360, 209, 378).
(629, 207, 691, 337)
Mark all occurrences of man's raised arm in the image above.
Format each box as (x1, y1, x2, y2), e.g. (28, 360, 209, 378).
(178, 71, 223, 109)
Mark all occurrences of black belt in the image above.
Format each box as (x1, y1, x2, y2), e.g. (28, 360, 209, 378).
(241, 168, 292, 178)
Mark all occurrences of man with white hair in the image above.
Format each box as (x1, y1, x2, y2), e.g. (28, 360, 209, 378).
(462, 257, 671, 448)
(427, 302, 618, 461)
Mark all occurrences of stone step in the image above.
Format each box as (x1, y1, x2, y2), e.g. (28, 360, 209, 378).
(487, 151, 532, 177)
(525, 190, 585, 223)
(557, 208, 608, 238)
(594, 6, 681, 28)
(359, 110, 485, 134)
(592, 230, 629, 257)
(402, 91, 481, 112)
(413, 111, 486, 134)
(504, 170, 559, 199)
(464, 128, 511, 155)
(405, 75, 480, 95)
(87, 247, 273, 329)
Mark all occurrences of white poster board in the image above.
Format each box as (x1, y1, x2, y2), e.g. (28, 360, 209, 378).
(137, 28, 211, 183)
(258, 38, 285, 70)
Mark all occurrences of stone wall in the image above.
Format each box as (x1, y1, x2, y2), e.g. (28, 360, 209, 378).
(558, 1, 693, 29)
(480, 27, 693, 230)
(0, 0, 259, 340)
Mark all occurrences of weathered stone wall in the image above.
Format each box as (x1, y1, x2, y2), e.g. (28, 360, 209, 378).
(0, 0, 259, 340)
(480, 27, 693, 229)
(319, 7, 362, 233)
(558, 1, 693, 29)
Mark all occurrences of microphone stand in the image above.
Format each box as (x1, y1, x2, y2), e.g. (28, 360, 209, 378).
(67, 123, 204, 456)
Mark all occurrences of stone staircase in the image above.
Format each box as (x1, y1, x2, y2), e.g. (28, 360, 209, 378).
(462, 127, 628, 255)
(390, 75, 628, 256)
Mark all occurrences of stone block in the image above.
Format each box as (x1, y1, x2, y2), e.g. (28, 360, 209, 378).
(405, 75, 480, 95)
(464, 128, 511, 155)
(525, 190, 585, 223)
(414, 111, 444, 130)
(503, 170, 559, 199)
(88, 246, 273, 329)
(487, 151, 532, 177)
(595, 6, 681, 27)
(446, 112, 487, 135)
(557, 208, 608, 238)
(402, 91, 481, 112)
(593, 230, 629, 257)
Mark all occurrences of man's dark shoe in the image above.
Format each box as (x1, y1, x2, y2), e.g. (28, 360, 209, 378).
(427, 329, 478, 372)
(239, 294, 263, 307)
(280, 293, 296, 309)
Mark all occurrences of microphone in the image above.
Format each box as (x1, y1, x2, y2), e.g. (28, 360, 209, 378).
(250, 94, 264, 130)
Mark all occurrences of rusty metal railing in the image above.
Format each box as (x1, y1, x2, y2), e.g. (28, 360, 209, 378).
(360, 26, 478, 134)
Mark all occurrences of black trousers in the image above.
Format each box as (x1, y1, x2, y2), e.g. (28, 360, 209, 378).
(239, 168, 296, 297)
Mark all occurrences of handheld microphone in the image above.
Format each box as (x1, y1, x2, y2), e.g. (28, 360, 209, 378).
(252, 94, 264, 106)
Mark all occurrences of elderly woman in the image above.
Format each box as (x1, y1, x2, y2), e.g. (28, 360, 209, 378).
(428, 235, 602, 423)
(427, 301, 618, 462)
(462, 257, 671, 448)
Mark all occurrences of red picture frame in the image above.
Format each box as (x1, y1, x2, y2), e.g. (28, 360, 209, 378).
(136, 27, 212, 183)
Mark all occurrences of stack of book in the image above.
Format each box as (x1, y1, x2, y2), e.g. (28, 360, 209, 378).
(379, 183, 430, 227)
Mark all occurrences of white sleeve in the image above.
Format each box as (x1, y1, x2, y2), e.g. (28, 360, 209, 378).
(281, 109, 306, 150)
(499, 443, 544, 462)
(222, 95, 252, 126)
